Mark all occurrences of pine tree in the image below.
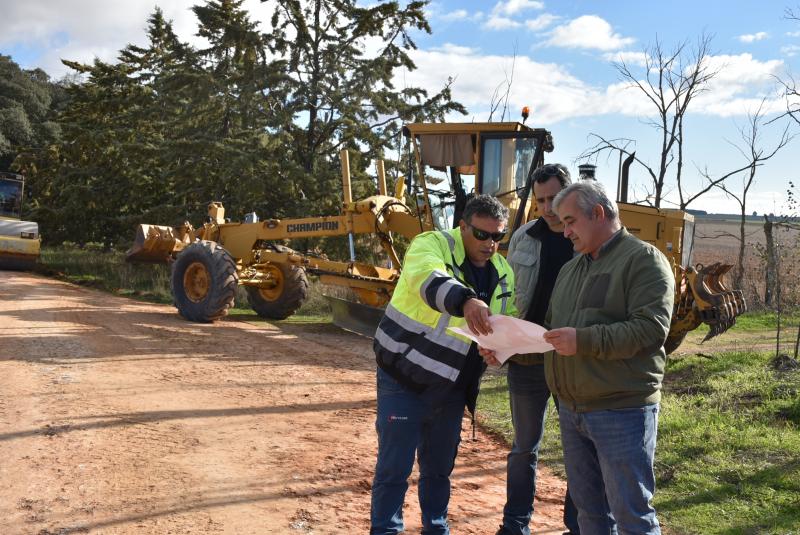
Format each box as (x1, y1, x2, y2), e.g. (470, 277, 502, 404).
(17, 0, 464, 249)
(269, 0, 465, 218)
(0, 55, 62, 171)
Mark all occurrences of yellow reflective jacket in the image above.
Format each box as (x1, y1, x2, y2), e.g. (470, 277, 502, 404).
(374, 227, 517, 411)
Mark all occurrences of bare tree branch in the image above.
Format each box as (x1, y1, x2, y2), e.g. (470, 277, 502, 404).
(500, 44, 517, 122)
(487, 47, 517, 122)
(709, 99, 795, 286)
(585, 33, 719, 207)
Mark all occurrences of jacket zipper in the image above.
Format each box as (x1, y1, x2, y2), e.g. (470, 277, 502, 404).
(560, 257, 593, 412)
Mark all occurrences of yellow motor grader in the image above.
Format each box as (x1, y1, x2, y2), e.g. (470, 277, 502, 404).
(126, 121, 744, 353)
(0, 172, 41, 270)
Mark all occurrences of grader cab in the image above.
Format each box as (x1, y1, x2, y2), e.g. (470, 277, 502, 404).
(126, 120, 744, 353)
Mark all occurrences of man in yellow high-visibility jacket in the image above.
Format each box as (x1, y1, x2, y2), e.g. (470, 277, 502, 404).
(370, 194, 518, 535)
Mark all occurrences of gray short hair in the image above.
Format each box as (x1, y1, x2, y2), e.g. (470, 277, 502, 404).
(553, 180, 619, 220)
(462, 194, 509, 224)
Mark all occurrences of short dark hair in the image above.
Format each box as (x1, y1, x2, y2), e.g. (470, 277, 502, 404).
(532, 163, 571, 189)
(462, 194, 508, 225)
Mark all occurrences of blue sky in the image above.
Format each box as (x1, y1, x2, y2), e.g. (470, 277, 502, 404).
(2, 0, 799, 214)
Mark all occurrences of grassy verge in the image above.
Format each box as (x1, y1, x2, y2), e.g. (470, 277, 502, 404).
(657, 351, 800, 533)
(38, 243, 174, 303)
(690, 309, 800, 334)
(477, 349, 800, 534)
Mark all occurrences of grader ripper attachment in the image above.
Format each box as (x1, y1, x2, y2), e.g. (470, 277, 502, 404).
(126, 120, 744, 352)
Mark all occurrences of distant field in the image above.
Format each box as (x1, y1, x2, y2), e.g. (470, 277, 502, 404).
(690, 217, 799, 308)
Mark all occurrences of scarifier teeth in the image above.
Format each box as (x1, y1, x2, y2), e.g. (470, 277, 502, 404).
(691, 262, 747, 344)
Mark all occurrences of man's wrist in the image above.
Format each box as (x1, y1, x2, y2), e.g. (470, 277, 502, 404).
(457, 290, 478, 316)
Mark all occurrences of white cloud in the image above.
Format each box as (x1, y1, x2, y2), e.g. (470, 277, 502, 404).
(440, 9, 470, 22)
(4, 0, 788, 128)
(431, 43, 479, 55)
(546, 15, 635, 51)
(693, 53, 785, 116)
(484, 0, 546, 30)
(492, 0, 545, 17)
(603, 50, 648, 66)
(403, 47, 616, 125)
(781, 44, 800, 57)
(485, 16, 522, 30)
(0, 0, 276, 78)
(402, 46, 790, 129)
(426, 3, 481, 23)
(600, 53, 786, 119)
(787, 30, 800, 37)
(525, 14, 559, 32)
(738, 31, 768, 43)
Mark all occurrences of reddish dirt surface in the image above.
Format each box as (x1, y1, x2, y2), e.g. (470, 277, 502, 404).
(0, 271, 568, 534)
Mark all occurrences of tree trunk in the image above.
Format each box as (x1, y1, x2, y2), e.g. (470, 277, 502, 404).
(735, 204, 746, 287)
(763, 214, 776, 306)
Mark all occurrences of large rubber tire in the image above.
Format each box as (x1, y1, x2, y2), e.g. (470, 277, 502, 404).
(246, 263, 308, 320)
(171, 241, 238, 322)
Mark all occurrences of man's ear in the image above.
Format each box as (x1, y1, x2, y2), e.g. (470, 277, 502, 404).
(592, 204, 605, 221)
(459, 218, 468, 232)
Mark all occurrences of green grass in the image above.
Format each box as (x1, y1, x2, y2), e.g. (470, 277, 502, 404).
(727, 310, 800, 331)
(477, 352, 800, 534)
(39, 243, 174, 303)
(689, 310, 800, 335)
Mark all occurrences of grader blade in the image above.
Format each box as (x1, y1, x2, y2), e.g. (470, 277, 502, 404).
(326, 295, 384, 337)
(125, 224, 185, 263)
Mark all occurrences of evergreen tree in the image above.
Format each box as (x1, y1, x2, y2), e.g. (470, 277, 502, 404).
(162, 0, 292, 222)
(17, 9, 191, 245)
(268, 0, 465, 218)
(17, 0, 464, 250)
(0, 55, 62, 171)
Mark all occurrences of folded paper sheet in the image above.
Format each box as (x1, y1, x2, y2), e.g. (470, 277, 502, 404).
(449, 314, 554, 364)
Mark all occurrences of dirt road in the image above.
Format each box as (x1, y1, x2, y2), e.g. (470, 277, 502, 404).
(0, 271, 568, 534)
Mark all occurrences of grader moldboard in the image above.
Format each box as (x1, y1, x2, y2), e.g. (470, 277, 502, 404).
(126, 121, 745, 354)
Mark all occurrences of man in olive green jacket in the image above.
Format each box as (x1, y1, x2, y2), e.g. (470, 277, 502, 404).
(543, 181, 674, 535)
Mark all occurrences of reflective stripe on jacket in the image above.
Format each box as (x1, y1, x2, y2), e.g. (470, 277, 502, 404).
(374, 227, 517, 409)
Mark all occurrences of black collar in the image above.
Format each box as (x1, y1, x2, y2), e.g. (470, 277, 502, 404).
(526, 217, 550, 239)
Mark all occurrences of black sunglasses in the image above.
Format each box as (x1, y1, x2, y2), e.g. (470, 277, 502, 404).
(541, 164, 567, 178)
(467, 225, 507, 242)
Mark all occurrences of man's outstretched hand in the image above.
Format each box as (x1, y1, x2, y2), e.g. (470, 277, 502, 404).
(463, 298, 492, 336)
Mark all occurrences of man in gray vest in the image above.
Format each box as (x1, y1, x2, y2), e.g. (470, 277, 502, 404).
(488, 164, 580, 535)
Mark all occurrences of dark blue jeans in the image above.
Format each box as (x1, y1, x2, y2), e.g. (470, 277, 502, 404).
(502, 361, 580, 535)
(559, 403, 661, 535)
(370, 368, 466, 535)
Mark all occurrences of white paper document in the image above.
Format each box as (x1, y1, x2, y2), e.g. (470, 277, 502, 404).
(448, 314, 554, 364)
